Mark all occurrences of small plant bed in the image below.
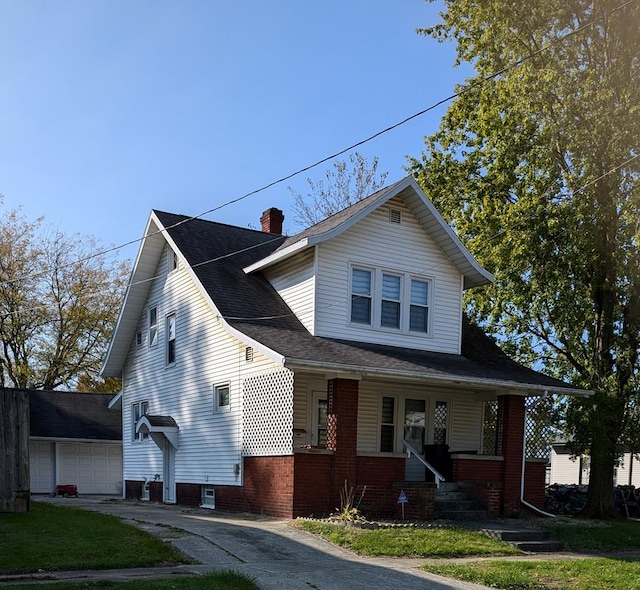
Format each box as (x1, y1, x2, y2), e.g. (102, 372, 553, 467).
(3, 571, 257, 590)
(423, 557, 640, 590)
(297, 520, 521, 558)
(0, 501, 192, 574)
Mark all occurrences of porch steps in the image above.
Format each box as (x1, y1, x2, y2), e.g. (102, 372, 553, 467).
(434, 483, 487, 520)
(482, 528, 564, 553)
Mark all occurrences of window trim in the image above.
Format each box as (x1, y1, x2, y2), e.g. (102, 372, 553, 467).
(168, 248, 178, 273)
(214, 383, 231, 414)
(166, 313, 176, 366)
(348, 264, 433, 335)
(148, 306, 158, 347)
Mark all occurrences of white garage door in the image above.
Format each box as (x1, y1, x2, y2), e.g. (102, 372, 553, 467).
(59, 443, 122, 494)
(30, 441, 55, 493)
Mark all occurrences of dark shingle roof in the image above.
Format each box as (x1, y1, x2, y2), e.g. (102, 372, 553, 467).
(154, 211, 580, 393)
(25, 389, 122, 441)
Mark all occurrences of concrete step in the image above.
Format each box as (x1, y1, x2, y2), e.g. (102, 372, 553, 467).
(436, 500, 485, 512)
(435, 491, 472, 502)
(482, 528, 564, 552)
(434, 509, 488, 520)
(512, 540, 565, 552)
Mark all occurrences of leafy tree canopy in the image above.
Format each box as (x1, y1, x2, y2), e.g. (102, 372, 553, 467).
(0, 199, 130, 391)
(409, 0, 640, 517)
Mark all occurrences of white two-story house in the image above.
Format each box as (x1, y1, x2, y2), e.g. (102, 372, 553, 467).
(102, 176, 589, 519)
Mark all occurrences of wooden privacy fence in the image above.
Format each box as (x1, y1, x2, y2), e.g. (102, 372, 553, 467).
(0, 388, 30, 512)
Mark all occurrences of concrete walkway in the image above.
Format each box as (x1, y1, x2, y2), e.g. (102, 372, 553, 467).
(6, 495, 495, 589)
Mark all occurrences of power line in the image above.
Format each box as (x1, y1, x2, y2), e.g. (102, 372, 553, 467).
(2, 0, 637, 290)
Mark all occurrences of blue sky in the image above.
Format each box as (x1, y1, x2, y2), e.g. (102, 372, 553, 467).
(0, 1, 470, 262)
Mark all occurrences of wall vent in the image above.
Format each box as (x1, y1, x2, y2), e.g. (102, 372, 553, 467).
(389, 209, 402, 224)
(201, 486, 215, 509)
(245, 346, 254, 362)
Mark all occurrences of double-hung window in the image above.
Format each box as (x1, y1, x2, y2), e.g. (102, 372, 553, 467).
(381, 274, 401, 329)
(409, 279, 429, 333)
(166, 313, 176, 365)
(132, 401, 149, 442)
(351, 268, 372, 324)
(380, 396, 396, 452)
(350, 265, 432, 335)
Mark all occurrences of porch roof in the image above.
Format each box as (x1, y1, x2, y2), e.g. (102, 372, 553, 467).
(236, 317, 591, 396)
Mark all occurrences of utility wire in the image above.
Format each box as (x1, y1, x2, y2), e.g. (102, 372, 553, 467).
(1, 0, 636, 290)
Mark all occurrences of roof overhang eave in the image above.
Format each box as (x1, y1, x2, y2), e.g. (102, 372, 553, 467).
(283, 358, 593, 397)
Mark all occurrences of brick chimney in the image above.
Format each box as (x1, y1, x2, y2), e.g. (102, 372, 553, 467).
(260, 208, 285, 234)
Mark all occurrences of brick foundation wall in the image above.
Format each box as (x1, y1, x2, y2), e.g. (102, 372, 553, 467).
(293, 452, 334, 517)
(125, 480, 143, 500)
(452, 457, 504, 482)
(240, 456, 295, 517)
(356, 456, 406, 519)
(176, 483, 202, 507)
(392, 482, 436, 520)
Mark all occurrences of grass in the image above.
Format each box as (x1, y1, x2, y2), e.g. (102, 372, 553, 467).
(4, 570, 256, 590)
(0, 501, 190, 574)
(545, 519, 640, 552)
(423, 558, 640, 590)
(297, 521, 521, 557)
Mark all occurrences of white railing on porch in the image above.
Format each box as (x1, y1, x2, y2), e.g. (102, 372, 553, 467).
(403, 440, 445, 488)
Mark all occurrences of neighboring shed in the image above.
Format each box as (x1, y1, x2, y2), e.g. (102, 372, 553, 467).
(26, 389, 123, 495)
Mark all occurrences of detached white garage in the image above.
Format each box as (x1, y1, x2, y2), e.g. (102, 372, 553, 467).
(28, 390, 123, 495)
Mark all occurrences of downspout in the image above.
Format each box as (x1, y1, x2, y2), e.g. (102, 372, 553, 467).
(520, 392, 555, 518)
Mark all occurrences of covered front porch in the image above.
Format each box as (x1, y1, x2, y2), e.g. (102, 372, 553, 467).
(290, 375, 550, 520)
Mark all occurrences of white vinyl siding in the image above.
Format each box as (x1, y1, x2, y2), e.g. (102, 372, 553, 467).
(264, 249, 316, 333)
(122, 243, 282, 487)
(315, 196, 463, 354)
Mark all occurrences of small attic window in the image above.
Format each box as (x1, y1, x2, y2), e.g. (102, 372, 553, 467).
(389, 209, 402, 224)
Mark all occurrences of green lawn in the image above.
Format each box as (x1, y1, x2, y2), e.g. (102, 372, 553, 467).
(0, 502, 190, 574)
(297, 521, 521, 557)
(424, 558, 640, 590)
(4, 571, 256, 590)
(0, 502, 257, 590)
(546, 519, 640, 552)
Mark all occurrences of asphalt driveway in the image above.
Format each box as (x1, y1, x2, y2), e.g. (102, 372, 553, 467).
(33, 495, 491, 590)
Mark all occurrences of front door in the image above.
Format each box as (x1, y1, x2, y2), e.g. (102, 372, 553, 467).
(163, 439, 176, 503)
(404, 399, 426, 480)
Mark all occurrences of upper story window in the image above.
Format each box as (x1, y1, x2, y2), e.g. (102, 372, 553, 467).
(168, 248, 178, 272)
(132, 400, 149, 442)
(409, 279, 429, 333)
(148, 306, 158, 346)
(350, 266, 432, 335)
(351, 268, 372, 324)
(166, 313, 176, 366)
(381, 274, 401, 329)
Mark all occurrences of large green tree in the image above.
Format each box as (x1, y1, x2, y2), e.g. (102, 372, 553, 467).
(0, 201, 129, 391)
(409, 0, 640, 517)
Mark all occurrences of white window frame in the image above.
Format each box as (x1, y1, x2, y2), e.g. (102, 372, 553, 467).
(378, 395, 397, 453)
(148, 306, 158, 347)
(166, 313, 176, 366)
(350, 267, 373, 325)
(348, 264, 432, 335)
(214, 383, 231, 414)
(132, 400, 149, 443)
(168, 248, 178, 273)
